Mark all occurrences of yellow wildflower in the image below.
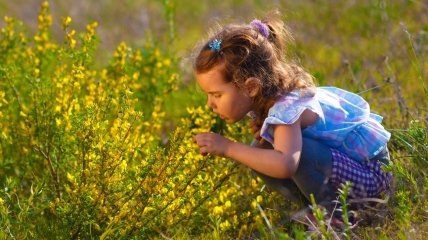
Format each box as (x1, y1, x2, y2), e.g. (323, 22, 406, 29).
(62, 16, 72, 30)
(120, 160, 127, 172)
(256, 195, 263, 204)
(219, 220, 231, 231)
(66, 172, 75, 182)
(251, 200, 257, 209)
(212, 206, 223, 216)
(224, 200, 231, 209)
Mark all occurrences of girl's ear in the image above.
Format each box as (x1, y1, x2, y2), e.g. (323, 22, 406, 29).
(244, 77, 261, 97)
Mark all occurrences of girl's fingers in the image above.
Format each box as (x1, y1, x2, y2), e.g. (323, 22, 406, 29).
(195, 139, 206, 147)
(194, 133, 207, 144)
(199, 146, 209, 156)
(195, 132, 210, 140)
(195, 134, 211, 148)
(199, 145, 205, 153)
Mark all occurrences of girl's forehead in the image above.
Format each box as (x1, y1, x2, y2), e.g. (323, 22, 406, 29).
(196, 68, 229, 92)
(199, 68, 223, 80)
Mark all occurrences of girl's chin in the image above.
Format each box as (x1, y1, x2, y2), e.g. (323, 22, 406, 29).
(220, 115, 230, 122)
(219, 114, 239, 123)
(219, 115, 228, 120)
(224, 118, 238, 124)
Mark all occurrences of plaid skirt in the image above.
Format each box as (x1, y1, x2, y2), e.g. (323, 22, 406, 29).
(329, 148, 393, 199)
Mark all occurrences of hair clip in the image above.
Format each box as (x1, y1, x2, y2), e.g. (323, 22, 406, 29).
(208, 38, 222, 52)
(250, 19, 269, 38)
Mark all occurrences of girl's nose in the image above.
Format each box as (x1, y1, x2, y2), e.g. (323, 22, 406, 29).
(207, 96, 216, 109)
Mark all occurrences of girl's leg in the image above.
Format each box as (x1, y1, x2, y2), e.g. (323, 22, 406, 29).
(291, 138, 337, 205)
(253, 172, 304, 203)
(250, 140, 303, 203)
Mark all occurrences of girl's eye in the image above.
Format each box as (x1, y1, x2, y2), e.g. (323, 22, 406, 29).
(213, 94, 221, 98)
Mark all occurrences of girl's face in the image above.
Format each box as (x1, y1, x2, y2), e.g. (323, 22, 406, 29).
(196, 66, 254, 123)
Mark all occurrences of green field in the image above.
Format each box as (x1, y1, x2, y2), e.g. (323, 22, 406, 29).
(0, 0, 427, 239)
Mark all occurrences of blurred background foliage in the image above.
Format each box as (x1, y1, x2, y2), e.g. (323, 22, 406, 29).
(1, 0, 426, 125)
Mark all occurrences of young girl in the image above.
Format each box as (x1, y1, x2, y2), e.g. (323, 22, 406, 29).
(193, 12, 392, 224)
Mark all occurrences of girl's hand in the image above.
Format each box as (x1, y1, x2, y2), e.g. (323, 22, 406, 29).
(194, 132, 233, 157)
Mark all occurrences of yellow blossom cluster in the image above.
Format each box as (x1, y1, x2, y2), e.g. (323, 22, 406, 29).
(0, 2, 289, 239)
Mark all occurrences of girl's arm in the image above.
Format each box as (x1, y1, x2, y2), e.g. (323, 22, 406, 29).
(194, 119, 302, 179)
(227, 121, 302, 178)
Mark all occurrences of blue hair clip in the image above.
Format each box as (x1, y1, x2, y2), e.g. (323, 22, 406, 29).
(208, 38, 222, 52)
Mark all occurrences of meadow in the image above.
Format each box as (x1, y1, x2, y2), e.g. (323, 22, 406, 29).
(0, 0, 427, 239)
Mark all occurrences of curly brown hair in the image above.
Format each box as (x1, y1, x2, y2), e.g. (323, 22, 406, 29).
(193, 11, 315, 128)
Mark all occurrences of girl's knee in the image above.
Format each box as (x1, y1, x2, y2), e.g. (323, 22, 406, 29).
(298, 138, 333, 176)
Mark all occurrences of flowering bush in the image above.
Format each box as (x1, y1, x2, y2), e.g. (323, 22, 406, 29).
(0, 2, 287, 239)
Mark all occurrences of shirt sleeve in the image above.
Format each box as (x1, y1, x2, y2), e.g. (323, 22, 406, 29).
(259, 91, 324, 145)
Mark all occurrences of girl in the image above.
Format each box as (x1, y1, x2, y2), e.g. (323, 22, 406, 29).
(193, 12, 392, 225)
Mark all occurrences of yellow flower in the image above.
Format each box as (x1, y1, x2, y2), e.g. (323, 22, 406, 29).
(251, 200, 257, 209)
(256, 195, 263, 204)
(66, 172, 75, 182)
(132, 72, 139, 80)
(66, 30, 76, 49)
(224, 200, 231, 209)
(212, 206, 223, 216)
(94, 223, 101, 231)
(55, 118, 62, 127)
(219, 220, 231, 231)
(251, 179, 258, 188)
(86, 22, 98, 39)
(154, 48, 160, 57)
(33, 68, 40, 77)
(62, 16, 72, 29)
(120, 160, 127, 172)
(163, 58, 171, 66)
(42, 1, 49, 8)
(143, 207, 155, 214)
(19, 111, 27, 117)
(3, 16, 11, 23)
